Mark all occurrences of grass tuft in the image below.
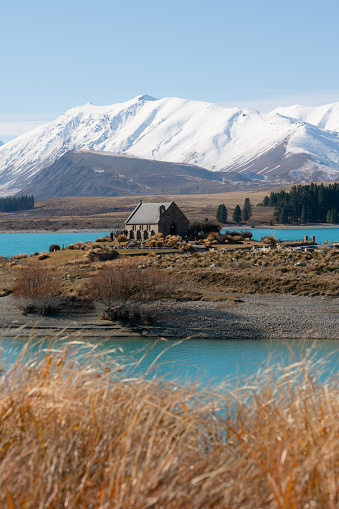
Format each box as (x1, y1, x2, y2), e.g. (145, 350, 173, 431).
(0, 340, 337, 508)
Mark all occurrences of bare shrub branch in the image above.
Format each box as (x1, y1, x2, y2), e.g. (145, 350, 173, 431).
(84, 259, 174, 320)
(12, 265, 62, 315)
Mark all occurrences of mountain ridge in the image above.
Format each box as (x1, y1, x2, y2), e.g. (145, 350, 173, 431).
(1, 95, 339, 196)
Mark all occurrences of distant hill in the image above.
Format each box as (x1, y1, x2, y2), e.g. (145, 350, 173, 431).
(19, 150, 230, 199)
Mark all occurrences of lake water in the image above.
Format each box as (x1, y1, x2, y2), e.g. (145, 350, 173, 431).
(0, 231, 109, 258)
(1, 227, 339, 258)
(1, 336, 338, 386)
(221, 227, 339, 245)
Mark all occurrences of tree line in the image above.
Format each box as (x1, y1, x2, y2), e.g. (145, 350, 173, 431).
(216, 198, 252, 224)
(0, 195, 35, 212)
(259, 183, 339, 224)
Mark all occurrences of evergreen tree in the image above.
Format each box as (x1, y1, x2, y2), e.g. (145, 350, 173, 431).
(215, 203, 227, 222)
(232, 204, 242, 224)
(262, 196, 269, 207)
(279, 206, 288, 224)
(301, 205, 307, 224)
(216, 205, 222, 222)
(0, 195, 34, 212)
(242, 198, 252, 222)
(267, 183, 339, 224)
(221, 204, 227, 222)
(289, 186, 298, 222)
(317, 184, 326, 222)
(216, 204, 227, 222)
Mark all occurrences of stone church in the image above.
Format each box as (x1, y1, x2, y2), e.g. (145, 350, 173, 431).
(125, 201, 190, 240)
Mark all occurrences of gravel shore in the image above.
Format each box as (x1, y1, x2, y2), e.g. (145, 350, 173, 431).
(1, 294, 338, 340)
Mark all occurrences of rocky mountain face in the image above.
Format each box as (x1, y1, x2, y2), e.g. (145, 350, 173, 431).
(1, 95, 339, 197)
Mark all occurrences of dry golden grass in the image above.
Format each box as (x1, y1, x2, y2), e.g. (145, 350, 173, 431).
(0, 339, 337, 508)
(0, 185, 287, 230)
(162, 247, 339, 297)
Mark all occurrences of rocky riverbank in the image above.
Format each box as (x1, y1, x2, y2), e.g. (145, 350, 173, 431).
(1, 294, 338, 340)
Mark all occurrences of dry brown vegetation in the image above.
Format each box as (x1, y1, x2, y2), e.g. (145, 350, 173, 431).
(0, 341, 337, 508)
(84, 258, 174, 321)
(159, 246, 339, 297)
(12, 265, 63, 315)
(3, 242, 339, 317)
(0, 186, 285, 231)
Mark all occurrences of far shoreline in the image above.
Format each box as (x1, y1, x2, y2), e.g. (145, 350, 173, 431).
(1, 224, 339, 235)
(226, 224, 339, 230)
(0, 228, 111, 235)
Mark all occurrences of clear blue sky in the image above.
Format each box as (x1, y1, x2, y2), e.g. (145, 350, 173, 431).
(1, 0, 339, 141)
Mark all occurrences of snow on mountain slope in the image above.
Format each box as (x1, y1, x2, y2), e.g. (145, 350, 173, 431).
(0, 141, 3, 147)
(1, 95, 339, 195)
(273, 102, 339, 133)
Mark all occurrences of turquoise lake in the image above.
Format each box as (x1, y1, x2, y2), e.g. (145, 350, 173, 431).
(221, 226, 339, 244)
(1, 228, 338, 386)
(0, 227, 339, 258)
(1, 336, 338, 386)
(0, 230, 109, 258)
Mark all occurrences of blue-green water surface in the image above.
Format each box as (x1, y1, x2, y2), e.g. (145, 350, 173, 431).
(1, 227, 339, 258)
(0, 231, 109, 258)
(221, 227, 339, 244)
(1, 336, 338, 386)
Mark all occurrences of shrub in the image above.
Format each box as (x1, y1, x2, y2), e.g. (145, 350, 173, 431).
(95, 236, 109, 242)
(116, 234, 127, 242)
(189, 221, 220, 237)
(207, 232, 221, 242)
(12, 265, 62, 315)
(86, 246, 119, 262)
(262, 235, 278, 245)
(74, 241, 86, 250)
(49, 244, 60, 252)
(84, 259, 174, 321)
(37, 252, 50, 260)
(11, 253, 27, 259)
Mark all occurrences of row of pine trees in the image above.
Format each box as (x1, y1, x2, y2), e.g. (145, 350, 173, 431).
(0, 195, 35, 212)
(216, 198, 252, 224)
(260, 183, 339, 224)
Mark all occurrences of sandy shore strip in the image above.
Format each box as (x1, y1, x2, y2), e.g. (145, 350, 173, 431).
(1, 294, 339, 340)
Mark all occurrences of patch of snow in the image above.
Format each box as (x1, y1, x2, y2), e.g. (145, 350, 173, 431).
(1, 95, 339, 193)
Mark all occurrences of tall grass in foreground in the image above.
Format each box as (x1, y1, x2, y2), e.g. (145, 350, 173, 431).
(0, 340, 338, 508)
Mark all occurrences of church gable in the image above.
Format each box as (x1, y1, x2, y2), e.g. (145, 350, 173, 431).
(125, 201, 189, 240)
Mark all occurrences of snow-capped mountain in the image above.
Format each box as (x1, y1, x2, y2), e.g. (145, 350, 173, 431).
(0, 140, 3, 147)
(273, 103, 339, 133)
(1, 94, 339, 196)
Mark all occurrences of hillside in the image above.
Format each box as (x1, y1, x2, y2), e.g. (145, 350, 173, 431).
(1, 95, 339, 196)
(19, 150, 228, 200)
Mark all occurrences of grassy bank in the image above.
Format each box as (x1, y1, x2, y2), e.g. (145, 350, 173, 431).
(167, 246, 339, 297)
(0, 340, 337, 508)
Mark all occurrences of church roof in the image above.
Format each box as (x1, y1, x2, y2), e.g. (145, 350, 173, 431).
(125, 202, 172, 225)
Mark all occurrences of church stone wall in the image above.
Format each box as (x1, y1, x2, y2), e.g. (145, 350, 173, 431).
(125, 202, 189, 239)
(158, 202, 189, 237)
